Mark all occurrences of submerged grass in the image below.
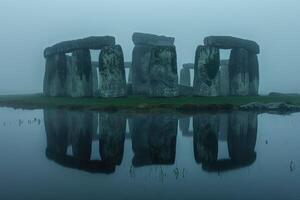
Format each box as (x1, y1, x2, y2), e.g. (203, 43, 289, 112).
(1, 94, 300, 112)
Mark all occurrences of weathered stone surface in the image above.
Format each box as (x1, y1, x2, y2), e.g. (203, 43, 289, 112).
(43, 53, 67, 96)
(179, 85, 193, 96)
(67, 49, 93, 97)
(229, 48, 250, 96)
(183, 63, 194, 69)
(99, 113, 126, 165)
(98, 45, 127, 97)
(193, 45, 220, 96)
(132, 32, 175, 46)
(180, 68, 191, 86)
(248, 54, 259, 95)
(204, 36, 260, 54)
(131, 114, 178, 167)
(44, 36, 115, 57)
(218, 59, 230, 96)
(131, 45, 152, 95)
(193, 114, 219, 164)
(149, 45, 179, 97)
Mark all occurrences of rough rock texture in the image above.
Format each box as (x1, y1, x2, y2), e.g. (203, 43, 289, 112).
(179, 85, 193, 96)
(240, 102, 300, 112)
(131, 114, 178, 167)
(228, 48, 250, 96)
(131, 45, 153, 95)
(204, 36, 260, 54)
(67, 49, 93, 97)
(44, 36, 115, 57)
(98, 45, 127, 98)
(149, 46, 179, 97)
(179, 68, 191, 86)
(193, 114, 219, 164)
(228, 112, 257, 162)
(132, 32, 175, 46)
(183, 63, 194, 69)
(193, 45, 220, 96)
(218, 59, 230, 96)
(99, 113, 126, 165)
(248, 54, 259, 95)
(43, 53, 67, 96)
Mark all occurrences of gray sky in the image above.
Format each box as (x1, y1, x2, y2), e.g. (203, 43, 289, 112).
(0, 0, 299, 94)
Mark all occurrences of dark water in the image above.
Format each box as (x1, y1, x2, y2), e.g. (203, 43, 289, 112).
(0, 108, 300, 200)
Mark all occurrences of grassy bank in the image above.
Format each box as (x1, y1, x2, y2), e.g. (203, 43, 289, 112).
(1, 94, 300, 112)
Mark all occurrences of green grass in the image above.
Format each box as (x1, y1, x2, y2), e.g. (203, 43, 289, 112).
(1, 94, 300, 112)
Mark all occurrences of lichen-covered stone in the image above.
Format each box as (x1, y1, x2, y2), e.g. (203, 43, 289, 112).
(193, 45, 220, 96)
(131, 114, 178, 167)
(248, 54, 259, 95)
(132, 32, 175, 46)
(43, 53, 67, 96)
(204, 36, 260, 54)
(67, 49, 93, 97)
(131, 45, 153, 95)
(99, 113, 126, 165)
(228, 48, 250, 96)
(98, 45, 127, 98)
(44, 36, 116, 57)
(149, 45, 179, 97)
(180, 68, 191, 86)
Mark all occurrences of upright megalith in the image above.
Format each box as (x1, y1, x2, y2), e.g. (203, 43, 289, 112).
(180, 68, 191, 86)
(149, 45, 179, 97)
(98, 45, 127, 97)
(44, 36, 116, 57)
(131, 32, 175, 95)
(228, 48, 250, 96)
(91, 61, 99, 97)
(204, 36, 260, 54)
(68, 49, 93, 97)
(43, 53, 67, 96)
(248, 54, 259, 95)
(193, 45, 220, 96)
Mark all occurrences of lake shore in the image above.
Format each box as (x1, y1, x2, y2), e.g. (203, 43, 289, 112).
(1, 94, 300, 113)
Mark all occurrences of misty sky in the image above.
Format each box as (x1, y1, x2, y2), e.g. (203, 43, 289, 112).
(0, 0, 299, 94)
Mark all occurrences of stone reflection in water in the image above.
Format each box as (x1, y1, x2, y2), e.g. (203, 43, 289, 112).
(99, 113, 126, 165)
(179, 116, 193, 137)
(131, 114, 178, 167)
(193, 111, 258, 172)
(44, 110, 126, 173)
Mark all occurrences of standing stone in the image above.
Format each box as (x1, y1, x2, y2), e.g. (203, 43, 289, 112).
(149, 45, 179, 97)
(180, 68, 191, 86)
(132, 45, 153, 95)
(229, 48, 250, 96)
(248, 54, 259, 95)
(68, 49, 93, 97)
(193, 45, 220, 96)
(43, 53, 67, 96)
(98, 45, 127, 98)
(218, 60, 230, 96)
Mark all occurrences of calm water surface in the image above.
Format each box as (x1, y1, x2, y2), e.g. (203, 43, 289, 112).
(0, 108, 300, 200)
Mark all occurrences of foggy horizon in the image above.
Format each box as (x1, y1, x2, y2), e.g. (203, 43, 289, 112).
(1, 0, 299, 94)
